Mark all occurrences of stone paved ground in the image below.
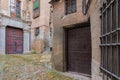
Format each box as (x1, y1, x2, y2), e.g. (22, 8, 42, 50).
(63, 72, 91, 80)
(0, 53, 73, 80)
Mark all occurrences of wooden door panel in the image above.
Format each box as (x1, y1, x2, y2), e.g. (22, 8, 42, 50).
(66, 26, 91, 75)
(6, 27, 23, 54)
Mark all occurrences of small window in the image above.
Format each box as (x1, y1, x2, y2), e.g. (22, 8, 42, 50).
(10, 0, 16, 17)
(10, 0, 21, 18)
(33, 0, 40, 18)
(35, 27, 39, 36)
(65, 0, 77, 15)
(16, 0, 21, 18)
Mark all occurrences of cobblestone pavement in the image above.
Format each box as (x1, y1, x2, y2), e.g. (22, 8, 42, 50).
(0, 53, 73, 80)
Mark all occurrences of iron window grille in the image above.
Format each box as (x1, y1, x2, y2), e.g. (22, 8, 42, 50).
(65, 0, 77, 15)
(10, 0, 16, 17)
(100, 0, 120, 80)
(10, 0, 21, 18)
(16, 0, 21, 18)
(35, 27, 39, 36)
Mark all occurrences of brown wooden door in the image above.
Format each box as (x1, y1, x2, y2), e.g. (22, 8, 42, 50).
(6, 27, 23, 54)
(66, 26, 91, 75)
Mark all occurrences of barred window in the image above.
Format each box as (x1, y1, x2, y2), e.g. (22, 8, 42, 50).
(65, 0, 76, 15)
(16, 0, 21, 18)
(100, 0, 120, 80)
(35, 27, 39, 36)
(10, 0, 16, 17)
(10, 0, 21, 18)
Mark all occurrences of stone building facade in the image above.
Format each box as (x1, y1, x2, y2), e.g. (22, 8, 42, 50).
(0, 0, 30, 54)
(50, 0, 120, 80)
(28, 0, 51, 53)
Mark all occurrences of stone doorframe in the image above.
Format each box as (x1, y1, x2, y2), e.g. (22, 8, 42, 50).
(0, 14, 30, 54)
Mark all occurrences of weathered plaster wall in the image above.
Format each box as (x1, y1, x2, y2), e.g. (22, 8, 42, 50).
(29, 0, 51, 53)
(0, 0, 28, 18)
(52, 0, 103, 80)
(52, 0, 90, 72)
(1, 0, 10, 16)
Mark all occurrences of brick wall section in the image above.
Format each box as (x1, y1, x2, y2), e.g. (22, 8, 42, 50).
(51, 0, 103, 80)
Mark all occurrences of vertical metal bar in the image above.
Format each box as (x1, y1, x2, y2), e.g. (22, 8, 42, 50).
(116, 0, 118, 28)
(101, 7, 103, 67)
(116, 0, 119, 76)
(116, 45, 119, 75)
(110, 46, 113, 79)
(101, 6, 104, 69)
(101, 7, 104, 68)
(105, 2, 108, 33)
(105, 46, 107, 69)
(102, 8, 104, 35)
(111, 2, 113, 73)
(118, 0, 120, 77)
(105, 1, 108, 74)
(117, 0, 120, 27)
(110, 4, 113, 32)
(106, 2, 108, 34)
(101, 47, 103, 67)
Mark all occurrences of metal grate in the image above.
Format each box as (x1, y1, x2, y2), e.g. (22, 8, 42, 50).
(65, 0, 77, 15)
(100, 0, 120, 80)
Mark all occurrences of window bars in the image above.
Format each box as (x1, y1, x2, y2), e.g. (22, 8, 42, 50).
(65, 0, 77, 15)
(35, 27, 39, 36)
(100, 0, 120, 80)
